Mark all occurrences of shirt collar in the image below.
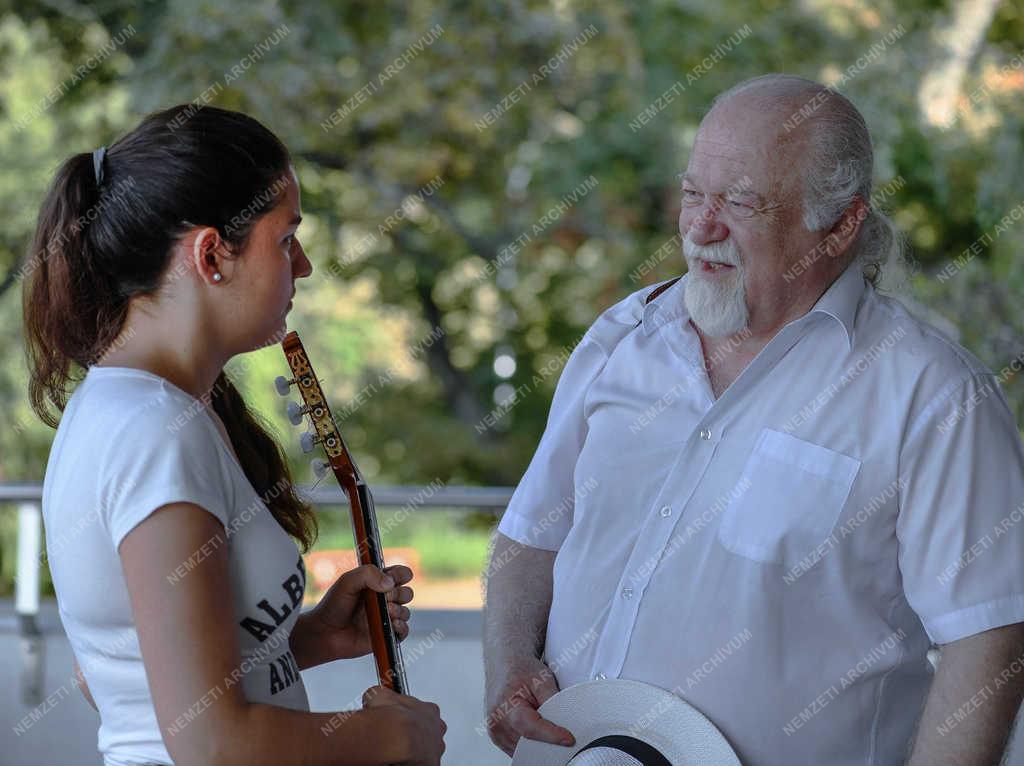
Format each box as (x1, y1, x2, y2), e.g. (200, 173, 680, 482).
(796, 259, 866, 349)
(640, 260, 867, 348)
(640, 276, 689, 336)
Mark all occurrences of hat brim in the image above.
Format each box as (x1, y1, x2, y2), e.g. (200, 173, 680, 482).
(511, 678, 742, 765)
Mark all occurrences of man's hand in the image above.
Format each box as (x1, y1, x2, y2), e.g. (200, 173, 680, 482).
(485, 655, 575, 756)
(482, 532, 569, 754)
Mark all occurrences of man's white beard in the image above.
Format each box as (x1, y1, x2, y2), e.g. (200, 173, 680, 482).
(682, 237, 749, 338)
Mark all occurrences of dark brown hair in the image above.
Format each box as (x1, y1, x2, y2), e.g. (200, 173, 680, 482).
(21, 104, 318, 552)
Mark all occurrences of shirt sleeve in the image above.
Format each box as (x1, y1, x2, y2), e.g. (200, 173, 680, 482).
(896, 371, 1024, 645)
(497, 333, 611, 551)
(100, 402, 234, 553)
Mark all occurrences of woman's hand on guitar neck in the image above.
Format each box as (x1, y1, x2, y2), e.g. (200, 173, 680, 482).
(363, 684, 447, 765)
(485, 655, 576, 756)
(295, 563, 414, 667)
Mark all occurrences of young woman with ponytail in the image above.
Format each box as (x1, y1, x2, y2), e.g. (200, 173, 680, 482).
(22, 104, 446, 766)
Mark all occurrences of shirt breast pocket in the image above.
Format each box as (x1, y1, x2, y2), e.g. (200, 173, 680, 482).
(717, 428, 861, 567)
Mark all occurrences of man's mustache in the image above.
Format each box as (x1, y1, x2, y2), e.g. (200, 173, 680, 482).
(682, 238, 742, 269)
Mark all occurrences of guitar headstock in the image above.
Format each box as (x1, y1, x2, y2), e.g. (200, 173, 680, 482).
(276, 331, 362, 484)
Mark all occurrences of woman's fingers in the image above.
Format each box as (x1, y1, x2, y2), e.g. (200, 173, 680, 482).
(350, 565, 414, 598)
(362, 684, 400, 707)
(388, 602, 411, 621)
(344, 564, 396, 593)
(387, 601, 411, 639)
(385, 585, 414, 603)
(394, 619, 409, 640)
(384, 564, 414, 585)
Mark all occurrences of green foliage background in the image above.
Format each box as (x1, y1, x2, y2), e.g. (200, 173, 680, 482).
(1, 0, 1022, 590)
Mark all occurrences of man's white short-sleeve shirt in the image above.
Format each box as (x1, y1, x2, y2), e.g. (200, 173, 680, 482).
(497, 262, 1024, 765)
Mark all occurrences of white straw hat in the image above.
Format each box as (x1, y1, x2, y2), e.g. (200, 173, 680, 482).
(511, 678, 742, 765)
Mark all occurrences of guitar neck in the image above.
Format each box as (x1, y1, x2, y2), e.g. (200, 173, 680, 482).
(351, 481, 408, 695)
(278, 330, 408, 695)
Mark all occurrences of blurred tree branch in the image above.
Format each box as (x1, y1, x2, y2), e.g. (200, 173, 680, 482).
(391, 226, 490, 434)
(296, 150, 510, 261)
(918, 0, 1000, 127)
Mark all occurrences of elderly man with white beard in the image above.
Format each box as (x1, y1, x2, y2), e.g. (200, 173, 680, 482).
(483, 73, 1024, 766)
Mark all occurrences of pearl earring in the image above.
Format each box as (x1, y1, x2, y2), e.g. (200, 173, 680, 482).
(213, 272, 223, 282)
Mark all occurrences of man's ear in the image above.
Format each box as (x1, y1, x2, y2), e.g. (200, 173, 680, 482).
(191, 227, 229, 285)
(825, 196, 869, 259)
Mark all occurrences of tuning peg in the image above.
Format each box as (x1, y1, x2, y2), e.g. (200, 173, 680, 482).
(275, 375, 296, 396)
(311, 458, 329, 479)
(287, 401, 307, 426)
(299, 430, 319, 454)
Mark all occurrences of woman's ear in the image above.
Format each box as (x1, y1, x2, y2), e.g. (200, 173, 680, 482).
(190, 226, 230, 286)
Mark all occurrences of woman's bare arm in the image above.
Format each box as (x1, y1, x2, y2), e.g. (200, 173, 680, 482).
(118, 501, 427, 766)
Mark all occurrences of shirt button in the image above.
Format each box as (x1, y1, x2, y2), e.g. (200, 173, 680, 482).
(595, 672, 607, 680)
(699, 428, 712, 440)
(621, 587, 633, 599)
(660, 505, 672, 517)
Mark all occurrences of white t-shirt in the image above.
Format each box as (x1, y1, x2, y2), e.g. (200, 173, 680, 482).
(42, 366, 311, 766)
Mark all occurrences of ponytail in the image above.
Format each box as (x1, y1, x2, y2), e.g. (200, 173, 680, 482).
(22, 152, 132, 427)
(854, 208, 914, 294)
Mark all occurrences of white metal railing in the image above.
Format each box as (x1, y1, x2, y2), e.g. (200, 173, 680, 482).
(1, 481, 512, 636)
